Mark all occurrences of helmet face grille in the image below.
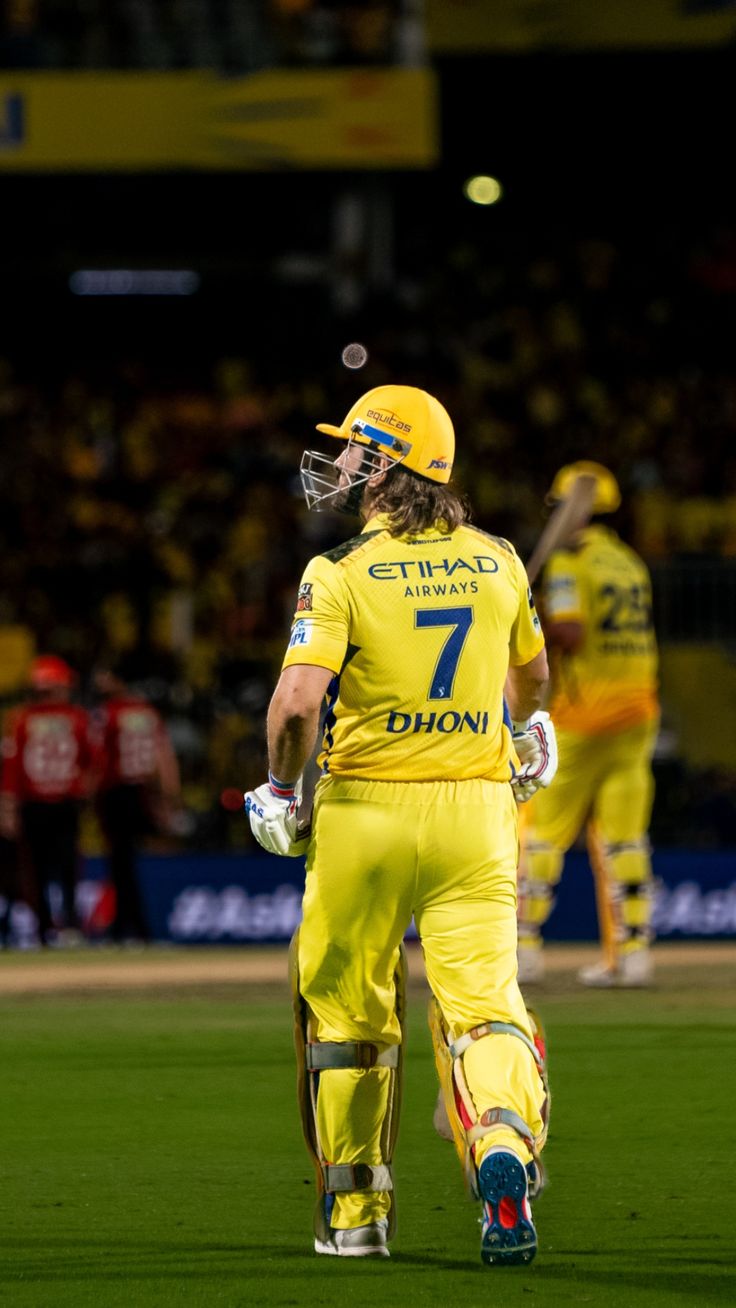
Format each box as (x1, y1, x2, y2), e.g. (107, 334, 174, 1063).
(300, 435, 404, 513)
(300, 448, 343, 512)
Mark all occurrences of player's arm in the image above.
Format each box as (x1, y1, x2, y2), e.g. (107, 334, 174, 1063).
(244, 663, 333, 858)
(505, 553, 557, 800)
(245, 555, 348, 857)
(268, 555, 348, 785)
(539, 553, 585, 653)
(507, 551, 550, 721)
(505, 652, 558, 802)
(505, 648, 549, 725)
(267, 663, 334, 787)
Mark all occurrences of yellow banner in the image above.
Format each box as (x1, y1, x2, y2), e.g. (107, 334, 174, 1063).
(0, 68, 437, 171)
(428, 0, 736, 52)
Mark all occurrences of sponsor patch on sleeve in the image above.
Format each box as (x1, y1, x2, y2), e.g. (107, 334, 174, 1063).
(296, 582, 313, 613)
(527, 587, 542, 631)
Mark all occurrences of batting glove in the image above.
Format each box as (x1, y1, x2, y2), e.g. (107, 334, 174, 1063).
(511, 711, 558, 804)
(244, 773, 310, 857)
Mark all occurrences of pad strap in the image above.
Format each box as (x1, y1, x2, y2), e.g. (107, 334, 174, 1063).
(467, 1107, 547, 1197)
(602, 837, 651, 856)
(306, 1042, 400, 1071)
(525, 837, 555, 854)
(450, 1021, 542, 1069)
(466, 1107, 536, 1149)
(323, 1163, 393, 1193)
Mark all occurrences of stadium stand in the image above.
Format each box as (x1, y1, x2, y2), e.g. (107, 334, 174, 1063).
(0, 9, 734, 858)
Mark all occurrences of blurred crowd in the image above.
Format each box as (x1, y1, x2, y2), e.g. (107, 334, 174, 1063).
(387, 224, 736, 563)
(0, 0, 413, 71)
(1, 219, 736, 850)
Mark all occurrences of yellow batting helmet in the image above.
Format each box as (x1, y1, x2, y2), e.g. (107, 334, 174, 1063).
(547, 461, 621, 513)
(316, 384, 455, 485)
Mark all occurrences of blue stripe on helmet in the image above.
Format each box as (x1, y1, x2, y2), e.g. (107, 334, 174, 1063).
(351, 419, 411, 452)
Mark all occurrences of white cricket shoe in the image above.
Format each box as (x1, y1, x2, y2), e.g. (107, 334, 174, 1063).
(314, 1218, 390, 1258)
(578, 949, 653, 988)
(517, 945, 545, 984)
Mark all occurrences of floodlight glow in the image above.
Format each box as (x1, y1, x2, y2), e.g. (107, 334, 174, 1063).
(463, 175, 503, 206)
(69, 270, 200, 296)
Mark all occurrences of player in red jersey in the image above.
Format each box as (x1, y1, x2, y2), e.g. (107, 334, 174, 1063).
(0, 655, 95, 945)
(91, 668, 181, 943)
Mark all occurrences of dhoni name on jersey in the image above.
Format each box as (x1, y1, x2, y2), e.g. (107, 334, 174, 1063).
(282, 515, 544, 783)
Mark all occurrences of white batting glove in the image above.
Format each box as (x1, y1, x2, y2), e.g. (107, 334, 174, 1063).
(511, 711, 558, 804)
(244, 774, 310, 857)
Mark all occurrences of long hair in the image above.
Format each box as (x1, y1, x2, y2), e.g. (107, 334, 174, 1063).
(363, 465, 470, 536)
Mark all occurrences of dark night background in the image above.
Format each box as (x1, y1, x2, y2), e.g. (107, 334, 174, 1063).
(1, 11, 735, 851)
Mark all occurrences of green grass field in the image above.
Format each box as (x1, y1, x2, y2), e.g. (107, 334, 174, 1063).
(1, 950, 734, 1307)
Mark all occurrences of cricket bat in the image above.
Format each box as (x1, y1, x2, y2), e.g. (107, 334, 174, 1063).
(525, 472, 598, 586)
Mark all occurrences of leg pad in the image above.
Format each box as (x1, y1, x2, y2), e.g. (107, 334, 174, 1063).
(429, 997, 550, 1200)
(290, 929, 406, 1241)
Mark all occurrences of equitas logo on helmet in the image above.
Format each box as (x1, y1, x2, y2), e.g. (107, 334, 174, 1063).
(365, 407, 412, 434)
(547, 461, 621, 514)
(300, 385, 456, 513)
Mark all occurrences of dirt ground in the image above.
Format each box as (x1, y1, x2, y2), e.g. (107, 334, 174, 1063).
(0, 940, 733, 994)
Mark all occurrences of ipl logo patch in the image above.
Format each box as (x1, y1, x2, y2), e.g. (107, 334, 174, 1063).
(288, 619, 313, 648)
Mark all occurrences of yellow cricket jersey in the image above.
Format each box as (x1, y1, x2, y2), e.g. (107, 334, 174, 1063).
(281, 514, 544, 781)
(542, 525, 659, 734)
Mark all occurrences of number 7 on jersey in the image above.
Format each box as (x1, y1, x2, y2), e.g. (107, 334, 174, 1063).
(415, 606, 474, 700)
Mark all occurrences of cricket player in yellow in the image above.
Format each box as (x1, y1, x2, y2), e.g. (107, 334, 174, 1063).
(246, 385, 557, 1266)
(517, 461, 660, 987)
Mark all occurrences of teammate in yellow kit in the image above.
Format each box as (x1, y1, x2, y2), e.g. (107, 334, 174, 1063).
(246, 385, 556, 1265)
(517, 461, 660, 988)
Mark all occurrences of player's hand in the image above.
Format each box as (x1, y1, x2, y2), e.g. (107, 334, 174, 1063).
(244, 775, 310, 857)
(511, 711, 558, 804)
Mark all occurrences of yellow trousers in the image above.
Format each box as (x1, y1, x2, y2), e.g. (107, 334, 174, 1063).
(298, 775, 546, 1230)
(519, 718, 658, 951)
